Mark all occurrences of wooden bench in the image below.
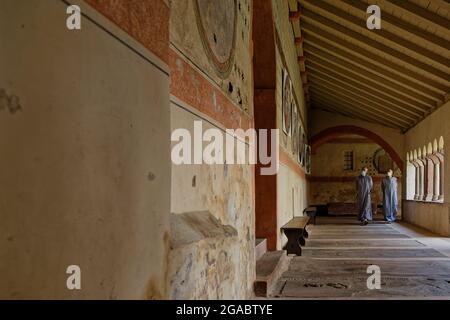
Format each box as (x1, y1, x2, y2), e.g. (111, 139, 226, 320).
(281, 216, 310, 256)
(303, 206, 317, 225)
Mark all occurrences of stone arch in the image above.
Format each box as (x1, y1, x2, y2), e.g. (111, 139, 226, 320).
(310, 125, 404, 171)
(433, 139, 438, 153)
(427, 142, 433, 155)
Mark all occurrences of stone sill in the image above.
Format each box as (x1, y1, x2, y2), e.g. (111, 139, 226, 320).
(403, 199, 447, 205)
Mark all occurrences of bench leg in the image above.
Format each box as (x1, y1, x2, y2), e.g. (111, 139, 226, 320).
(283, 229, 302, 256)
(299, 235, 306, 246)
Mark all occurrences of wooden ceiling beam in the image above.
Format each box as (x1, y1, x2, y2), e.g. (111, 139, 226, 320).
(300, 0, 450, 69)
(311, 95, 405, 130)
(307, 55, 432, 112)
(312, 94, 407, 130)
(387, 0, 450, 35)
(289, 10, 301, 22)
(301, 23, 449, 92)
(305, 44, 438, 106)
(307, 71, 423, 119)
(300, 9, 450, 83)
(311, 89, 409, 128)
(303, 31, 445, 102)
(308, 76, 418, 122)
(312, 103, 377, 125)
(310, 86, 412, 126)
(312, 102, 401, 130)
(339, 0, 450, 52)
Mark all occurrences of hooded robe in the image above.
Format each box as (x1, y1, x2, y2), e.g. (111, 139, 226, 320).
(382, 176, 398, 222)
(356, 174, 373, 221)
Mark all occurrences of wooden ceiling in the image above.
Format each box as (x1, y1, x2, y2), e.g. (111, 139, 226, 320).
(288, 0, 450, 132)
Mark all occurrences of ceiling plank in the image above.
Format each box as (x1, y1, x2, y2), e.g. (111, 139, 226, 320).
(312, 104, 387, 126)
(307, 55, 432, 112)
(307, 71, 424, 118)
(300, 0, 450, 69)
(310, 86, 412, 127)
(303, 32, 445, 101)
(387, 0, 450, 34)
(305, 44, 438, 106)
(312, 98, 406, 130)
(312, 103, 401, 130)
(307, 64, 427, 117)
(339, 0, 450, 52)
(301, 22, 450, 93)
(311, 88, 410, 128)
(312, 94, 405, 129)
(300, 8, 450, 83)
(309, 76, 419, 122)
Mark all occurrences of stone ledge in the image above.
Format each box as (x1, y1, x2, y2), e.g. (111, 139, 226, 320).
(170, 211, 238, 249)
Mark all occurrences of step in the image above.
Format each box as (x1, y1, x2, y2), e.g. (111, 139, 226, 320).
(255, 238, 267, 261)
(254, 250, 291, 297)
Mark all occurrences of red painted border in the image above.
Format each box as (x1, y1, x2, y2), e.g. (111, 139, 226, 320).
(170, 49, 253, 130)
(85, 0, 170, 64)
(280, 149, 306, 179)
(308, 176, 402, 183)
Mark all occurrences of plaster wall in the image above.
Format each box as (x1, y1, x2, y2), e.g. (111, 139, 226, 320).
(403, 100, 450, 236)
(0, 0, 171, 299)
(310, 109, 405, 162)
(273, 0, 309, 249)
(168, 0, 255, 299)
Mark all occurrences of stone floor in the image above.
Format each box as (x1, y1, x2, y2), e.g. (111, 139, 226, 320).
(273, 216, 450, 299)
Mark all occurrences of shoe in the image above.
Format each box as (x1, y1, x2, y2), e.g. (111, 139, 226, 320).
(363, 219, 369, 225)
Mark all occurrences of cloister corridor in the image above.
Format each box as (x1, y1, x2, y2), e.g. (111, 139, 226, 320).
(1, 0, 450, 302)
(270, 216, 450, 299)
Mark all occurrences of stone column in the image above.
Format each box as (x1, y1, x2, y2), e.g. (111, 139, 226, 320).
(433, 162, 440, 201)
(439, 158, 444, 201)
(425, 158, 434, 202)
(414, 164, 420, 200)
(419, 164, 425, 201)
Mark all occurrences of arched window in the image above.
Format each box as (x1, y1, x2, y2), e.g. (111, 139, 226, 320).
(407, 137, 444, 203)
(406, 152, 416, 200)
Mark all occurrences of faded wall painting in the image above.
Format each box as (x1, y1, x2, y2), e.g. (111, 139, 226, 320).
(292, 102, 300, 159)
(305, 144, 311, 174)
(194, 0, 237, 77)
(282, 69, 292, 136)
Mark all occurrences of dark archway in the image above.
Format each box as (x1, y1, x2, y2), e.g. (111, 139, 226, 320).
(310, 125, 404, 171)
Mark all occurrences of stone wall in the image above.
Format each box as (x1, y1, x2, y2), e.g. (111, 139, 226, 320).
(272, 0, 309, 249)
(168, 0, 255, 299)
(310, 141, 402, 216)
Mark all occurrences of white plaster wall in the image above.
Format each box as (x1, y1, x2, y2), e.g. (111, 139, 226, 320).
(277, 164, 308, 249)
(403, 202, 450, 236)
(403, 100, 450, 236)
(404, 101, 450, 200)
(272, 0, 309, 251)
(0, 0, 171, 299)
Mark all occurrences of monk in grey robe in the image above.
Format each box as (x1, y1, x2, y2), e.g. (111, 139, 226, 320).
(356, 167, 373, 225)
(382, 169, 398, 223)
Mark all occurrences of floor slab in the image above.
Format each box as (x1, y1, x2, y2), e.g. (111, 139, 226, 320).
(275, 216, 450, 299)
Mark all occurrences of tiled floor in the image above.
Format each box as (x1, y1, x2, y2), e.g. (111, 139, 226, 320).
(274, 216, 450, 299)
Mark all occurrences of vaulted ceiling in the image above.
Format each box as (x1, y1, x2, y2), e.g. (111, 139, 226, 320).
(289, 0, 450, 132)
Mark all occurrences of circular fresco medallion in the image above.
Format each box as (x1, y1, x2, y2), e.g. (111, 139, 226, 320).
(194, 0, 238, 78)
